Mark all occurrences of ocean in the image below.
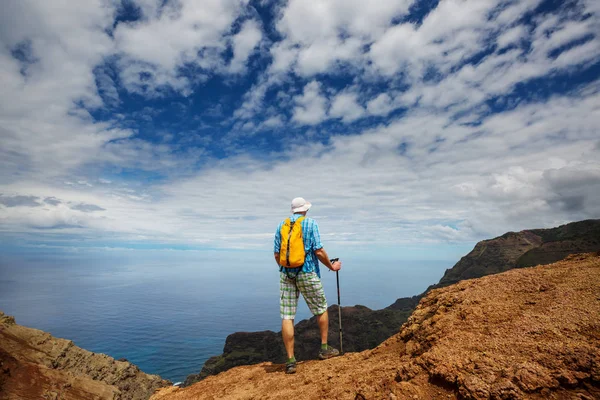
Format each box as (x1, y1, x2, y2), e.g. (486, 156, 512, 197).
(0, 249, 451, 383)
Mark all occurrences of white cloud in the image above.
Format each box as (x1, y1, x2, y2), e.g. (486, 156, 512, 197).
(390, 4, 600, 114)
(496, 25, 528, 49)
(3, 83, 599, 248)
(232, 0, 415, 121)
(296, 37, 363, 77)
(277, 0, 412, 44)
(553, 40, 600, 68)
(237, 0, 589, 125)
(228, 19, 262, 74)
(116, 59, 193, 97)
(329, 90, 365, 122)
(584, 0, 600, 16)
(368, 0, 545, 81)
(262, 115, 285, 128)
(0, 0, 133, 179)
(0, 0, 262, 182)
(116, 0, 247, 67)
(269, 42, 298, 74)
(233, 72, 288, 120)
(495, 0, 543, 25)
(538, 19, 596, 54)
(369, 23, 425, 78)
(275, 0, 413, 77)
(291, 80, 328, 125)
(131, 0, 163, 19)
(366, 93, 395, 117)
(113, 0, 254, 94)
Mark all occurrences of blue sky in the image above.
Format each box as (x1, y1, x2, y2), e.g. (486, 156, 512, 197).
(0, 0, 599, 256)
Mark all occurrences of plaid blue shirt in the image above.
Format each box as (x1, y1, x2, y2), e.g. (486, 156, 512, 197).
(274, 214, 324, 277)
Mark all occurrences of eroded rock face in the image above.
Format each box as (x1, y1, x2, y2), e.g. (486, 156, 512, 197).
(153, 253, 600, 400)
(397, 252, 600, 400)
(435, 219, 600, 287)
(0, 312, 171, 400)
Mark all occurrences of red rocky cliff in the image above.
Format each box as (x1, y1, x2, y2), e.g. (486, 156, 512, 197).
(0, 313, 170, 400)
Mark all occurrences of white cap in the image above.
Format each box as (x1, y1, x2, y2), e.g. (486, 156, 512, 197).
(291, 197, 312, 213)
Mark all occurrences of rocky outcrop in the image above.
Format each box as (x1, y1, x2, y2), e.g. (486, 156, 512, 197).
(434, 219, 600, 288)
(0, 312, 171, 400)
(183, 305, 412, 386)
(185, 219, 600, 385)
(152, 253, 600, 400)
(393, 252, 600, 399)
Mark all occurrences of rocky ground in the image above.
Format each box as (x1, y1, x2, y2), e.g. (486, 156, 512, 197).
(0, 313, 171, 400)
(152, 253, 600, 400)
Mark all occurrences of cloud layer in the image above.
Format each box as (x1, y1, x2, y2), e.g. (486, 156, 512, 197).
(0, 0, 599, 252)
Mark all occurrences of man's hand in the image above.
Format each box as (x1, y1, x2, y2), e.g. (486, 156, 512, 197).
(330, 260, 342, 271)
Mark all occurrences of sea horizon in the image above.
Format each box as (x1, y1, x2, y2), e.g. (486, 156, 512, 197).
(0, 247, 457, 383)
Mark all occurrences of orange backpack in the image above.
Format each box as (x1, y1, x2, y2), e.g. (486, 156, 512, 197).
(279, 216, 306, 268)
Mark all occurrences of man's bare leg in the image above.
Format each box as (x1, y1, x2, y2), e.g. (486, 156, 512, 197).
(317, 311, 328, 345)
(282, 319, 295, 359)
(316, 310, 339, 359)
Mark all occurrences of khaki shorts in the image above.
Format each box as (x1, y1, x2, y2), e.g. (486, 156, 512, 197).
(280, 271, 327, 320)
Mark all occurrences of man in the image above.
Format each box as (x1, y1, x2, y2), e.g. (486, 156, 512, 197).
(273, 197, 342, 374)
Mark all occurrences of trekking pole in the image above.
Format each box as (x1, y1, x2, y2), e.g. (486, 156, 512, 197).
(331, 258, 343, 354)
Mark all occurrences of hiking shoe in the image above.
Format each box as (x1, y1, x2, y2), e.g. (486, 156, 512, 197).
(285, 361, 297, 374)
(318, 346, 340, 360)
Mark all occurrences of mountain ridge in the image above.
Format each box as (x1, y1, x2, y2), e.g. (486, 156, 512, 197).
(434, 219, 600, 288)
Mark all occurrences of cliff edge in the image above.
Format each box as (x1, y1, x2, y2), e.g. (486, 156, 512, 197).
(152, 253, 600, 400)
(0, 313, 171, 400)
(186, 219, 600, 385)
(184, 305, 411, 386)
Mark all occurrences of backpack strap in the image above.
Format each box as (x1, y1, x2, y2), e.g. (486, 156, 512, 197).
(282, 266, 303, 280)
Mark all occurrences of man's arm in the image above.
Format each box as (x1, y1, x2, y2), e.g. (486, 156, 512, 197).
(274, 222, 282, 267)
(315, 248, 341, 271)
(311, 221, 341, 271)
